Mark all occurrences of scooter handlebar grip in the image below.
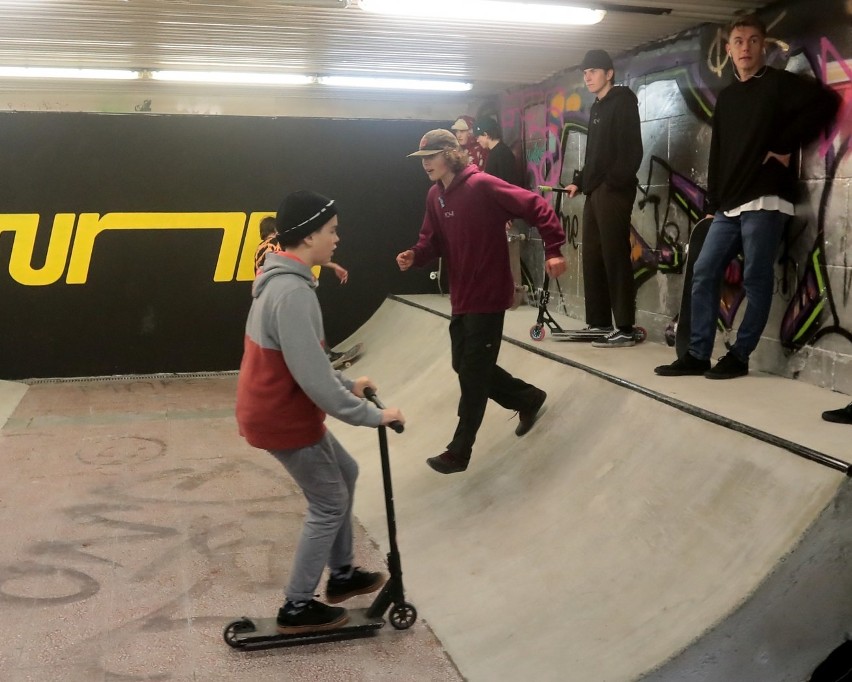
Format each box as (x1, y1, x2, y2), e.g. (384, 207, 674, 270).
(363, 387, 405, 434)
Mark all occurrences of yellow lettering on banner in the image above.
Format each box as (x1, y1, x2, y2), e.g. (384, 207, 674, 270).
(66, 212, 247, 284)
(0, 213, 75, 286)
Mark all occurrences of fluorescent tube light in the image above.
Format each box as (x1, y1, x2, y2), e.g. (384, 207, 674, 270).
(0, 67, 139, 80)
(150, 71, 314, 86)
(357, 0, 606, 25)
(318, 76, 472, 91)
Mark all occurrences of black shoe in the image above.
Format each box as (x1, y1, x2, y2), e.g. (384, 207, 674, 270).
(516, 389, 547, 437)
(276, 599, 348, 634)
(426, 450, 469, 474)
(325, 567, 386, 604)
(704, 351, 748, 380)
(591, 327, 636, 348)
(822, 402, 852, 424)
(654, 352, 710, 376)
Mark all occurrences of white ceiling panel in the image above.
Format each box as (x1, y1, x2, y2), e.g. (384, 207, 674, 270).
(0, 0, 765, 97)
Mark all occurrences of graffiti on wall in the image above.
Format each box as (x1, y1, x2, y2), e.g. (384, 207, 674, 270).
(500, 0, 852, 361)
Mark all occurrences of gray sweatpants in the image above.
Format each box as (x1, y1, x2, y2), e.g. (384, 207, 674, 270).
(269, 430, 358, 604)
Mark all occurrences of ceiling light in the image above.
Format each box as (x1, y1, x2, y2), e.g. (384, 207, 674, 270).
(150, 71, 314, 86)
(318, 76, 472, 91)
(0, 67, 139, 80)
(356, 0, 606, 25)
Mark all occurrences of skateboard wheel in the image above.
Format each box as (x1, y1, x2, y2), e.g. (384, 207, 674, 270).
(223, 618, 255, 648)
(529, 325, 546, 342)
(389, 602, 417, 630)
(634, 326, 648, 342)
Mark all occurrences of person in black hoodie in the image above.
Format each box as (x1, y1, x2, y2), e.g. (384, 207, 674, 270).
(475, 117, 522, 186)
(655, 12, 840, 379)
(564, 49, 643, 348)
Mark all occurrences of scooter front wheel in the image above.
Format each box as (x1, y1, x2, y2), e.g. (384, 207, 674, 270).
(389, 602, 417, 630)
(529, 325, 546, 341)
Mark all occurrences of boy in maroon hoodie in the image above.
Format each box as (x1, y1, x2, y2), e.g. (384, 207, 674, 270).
(397, 129, 566, 474)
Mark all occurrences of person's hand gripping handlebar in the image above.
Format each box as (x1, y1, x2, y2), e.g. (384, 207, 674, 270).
(363, 387, 405, 434)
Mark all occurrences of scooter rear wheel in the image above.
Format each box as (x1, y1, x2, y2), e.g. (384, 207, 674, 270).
(223, 618, 255, 648)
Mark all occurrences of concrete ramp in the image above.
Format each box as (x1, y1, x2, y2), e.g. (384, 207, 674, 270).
(333, 297, 852, 682)
(0, 379, 27, 429)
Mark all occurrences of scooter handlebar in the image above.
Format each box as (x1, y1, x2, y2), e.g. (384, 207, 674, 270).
(363, 387, 404, 434)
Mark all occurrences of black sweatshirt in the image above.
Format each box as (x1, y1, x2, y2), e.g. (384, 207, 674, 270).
(484, 140, 522, 186)
(573, 85, 643, 195)
(705, 66, 841, 215)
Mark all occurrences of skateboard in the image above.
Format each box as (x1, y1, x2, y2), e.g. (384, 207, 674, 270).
(671, 216, 731, 359)
(329, 342, 364, 370)
(665, 217, 744, 358)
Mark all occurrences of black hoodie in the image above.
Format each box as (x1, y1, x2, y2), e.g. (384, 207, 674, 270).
(573, 85, 643, 195)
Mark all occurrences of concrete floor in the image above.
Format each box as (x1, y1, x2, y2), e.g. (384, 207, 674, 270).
(2, 294, 851, 682)
(0, 375, 461, 681)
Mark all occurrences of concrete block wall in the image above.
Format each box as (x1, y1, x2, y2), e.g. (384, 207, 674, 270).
(499, 0, 852, 395)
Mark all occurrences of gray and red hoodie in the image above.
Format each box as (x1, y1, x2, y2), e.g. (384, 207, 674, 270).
(235, 251, 382, 451)
(411, 165, 565, 315)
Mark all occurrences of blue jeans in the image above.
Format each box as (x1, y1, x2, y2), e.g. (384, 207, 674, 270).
(269, 431, 357, 604)
(689, 210, 788, 361)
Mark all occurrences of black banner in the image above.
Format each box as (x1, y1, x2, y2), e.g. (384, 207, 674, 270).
(0, 113, 439, 379)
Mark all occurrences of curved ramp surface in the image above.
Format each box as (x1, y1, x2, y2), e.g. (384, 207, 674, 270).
(333, 297, 852, 682)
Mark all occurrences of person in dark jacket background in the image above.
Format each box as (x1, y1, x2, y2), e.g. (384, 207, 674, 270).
(565, 49, 643, 348)
(655, 12, 840, 379)
(475, 117, 522, 186)
(396, 129, 566, 475)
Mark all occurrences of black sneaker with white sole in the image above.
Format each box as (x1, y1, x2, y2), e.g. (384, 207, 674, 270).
(591, 328, 636, 348)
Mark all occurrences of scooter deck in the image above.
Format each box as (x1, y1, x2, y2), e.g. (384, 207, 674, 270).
(552, 328, 647, 343)
(224, 608, 385, 650)
(551, 331, 608, 342)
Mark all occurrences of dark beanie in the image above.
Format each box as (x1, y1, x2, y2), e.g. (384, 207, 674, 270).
(276, 190, 337, 242)
(581, 49, 614, 71)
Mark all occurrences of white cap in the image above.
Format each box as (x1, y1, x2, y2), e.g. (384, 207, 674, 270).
(450, 117, 470, 131)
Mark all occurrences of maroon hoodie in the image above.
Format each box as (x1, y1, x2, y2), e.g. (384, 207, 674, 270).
(411, 165, 565, 315)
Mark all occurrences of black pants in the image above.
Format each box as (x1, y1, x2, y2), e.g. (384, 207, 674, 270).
(447, 312, 540, 458)
(582, 183, 636, 328)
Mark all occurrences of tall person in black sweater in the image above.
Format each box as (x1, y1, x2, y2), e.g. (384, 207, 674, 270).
(565, 49, 644, 348)
(656, 12, 840, 379)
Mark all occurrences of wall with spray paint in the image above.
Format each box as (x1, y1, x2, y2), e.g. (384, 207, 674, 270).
(499, 0, 852, 394)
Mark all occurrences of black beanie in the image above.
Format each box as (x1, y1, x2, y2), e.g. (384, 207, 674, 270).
(276, 190, 337, 242)
(581, 49, 614, 71)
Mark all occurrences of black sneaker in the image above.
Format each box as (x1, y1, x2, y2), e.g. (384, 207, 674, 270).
(591, 328, 636, 348)
(325, 567, 386, 604)
(516, 389, 547, 436)
(704, 351, 748, 380)
(276, 599, 348, 634)
(426, 450, 469, 474)
(654, 352, 711, 376)
(822, 402, 852, 424)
